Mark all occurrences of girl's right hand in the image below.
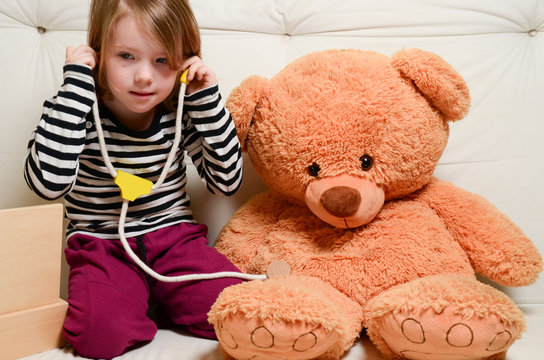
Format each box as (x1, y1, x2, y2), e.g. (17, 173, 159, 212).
(65, 45, 98, 69)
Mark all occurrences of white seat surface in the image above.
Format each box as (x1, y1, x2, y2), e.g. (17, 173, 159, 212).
(19, 305, 544, 360)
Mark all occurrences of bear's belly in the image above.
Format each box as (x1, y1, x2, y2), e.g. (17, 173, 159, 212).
(248, 200, 474, 305)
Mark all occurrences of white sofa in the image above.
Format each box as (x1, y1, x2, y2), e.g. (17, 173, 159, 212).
(1, 0, 542, 359)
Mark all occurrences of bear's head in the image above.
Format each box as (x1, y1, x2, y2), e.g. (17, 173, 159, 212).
(228, 49, 470, 228)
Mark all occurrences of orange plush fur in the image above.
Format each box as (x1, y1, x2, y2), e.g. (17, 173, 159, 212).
(208, 49, 542, 360)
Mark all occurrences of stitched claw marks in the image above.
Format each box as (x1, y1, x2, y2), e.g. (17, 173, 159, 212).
(378, 309, 519, 360)
(217, 315, 338, 360)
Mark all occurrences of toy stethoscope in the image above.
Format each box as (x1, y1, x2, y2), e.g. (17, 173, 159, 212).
(91, 70, 270, 283)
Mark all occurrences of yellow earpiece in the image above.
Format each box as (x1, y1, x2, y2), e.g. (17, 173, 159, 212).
(180, 69, 189, 85)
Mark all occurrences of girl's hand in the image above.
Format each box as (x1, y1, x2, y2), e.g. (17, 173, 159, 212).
(182, 56, 218, 94)
(65, 45, 98, 69)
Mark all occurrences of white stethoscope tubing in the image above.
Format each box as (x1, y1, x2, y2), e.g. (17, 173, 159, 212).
(92, 79, 266, 283)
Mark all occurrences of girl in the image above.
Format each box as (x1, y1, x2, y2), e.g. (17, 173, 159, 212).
(24, 0, 243, 358)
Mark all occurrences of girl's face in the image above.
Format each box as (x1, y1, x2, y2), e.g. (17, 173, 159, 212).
(103, 15, 178, 130)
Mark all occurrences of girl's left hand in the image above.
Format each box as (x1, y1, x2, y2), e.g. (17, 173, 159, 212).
(182, 56, 218, 94)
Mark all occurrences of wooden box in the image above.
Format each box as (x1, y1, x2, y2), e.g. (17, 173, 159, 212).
(0, 203, 68, 359)
(0, 300, 68, 360)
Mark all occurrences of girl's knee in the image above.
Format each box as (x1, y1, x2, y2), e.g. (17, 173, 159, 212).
(63, 314, 157, 359)
(63, 281, 156, 358)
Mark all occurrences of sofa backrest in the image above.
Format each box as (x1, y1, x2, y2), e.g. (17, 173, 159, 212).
(0, 0, 542, 304)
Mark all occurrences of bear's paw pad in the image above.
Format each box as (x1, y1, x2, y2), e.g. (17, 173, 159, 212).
(377, 308, 520, 360)
(217, 313, 339, 360)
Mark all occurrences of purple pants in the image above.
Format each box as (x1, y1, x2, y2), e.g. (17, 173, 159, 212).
(62, 222, 242, 359)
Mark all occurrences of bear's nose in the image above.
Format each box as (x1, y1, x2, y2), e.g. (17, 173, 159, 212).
(320, 186, 361, 218)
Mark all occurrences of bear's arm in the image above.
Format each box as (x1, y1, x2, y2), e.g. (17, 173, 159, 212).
(412, 177, 542, 287)
(214, 191, 286, 272)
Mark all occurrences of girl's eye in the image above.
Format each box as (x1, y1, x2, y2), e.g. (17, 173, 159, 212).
(120, 53, 133, 60)
(156, 58, 168, 64)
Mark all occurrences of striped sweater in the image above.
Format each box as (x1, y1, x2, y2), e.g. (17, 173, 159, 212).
(24, 64, 243, 240)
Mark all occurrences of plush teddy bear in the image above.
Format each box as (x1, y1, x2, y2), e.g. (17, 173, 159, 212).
(207, 48, 543, 360)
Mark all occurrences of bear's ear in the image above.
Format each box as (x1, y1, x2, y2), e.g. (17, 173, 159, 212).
(226, 75, 269, 151)
(391, 48, 471, 122)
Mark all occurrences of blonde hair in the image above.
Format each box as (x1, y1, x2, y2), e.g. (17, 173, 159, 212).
(88, 0, 201, 109)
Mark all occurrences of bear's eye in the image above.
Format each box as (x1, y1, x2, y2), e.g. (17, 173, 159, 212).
(308, 162, 321, 177)
(359, 155, 373, 171)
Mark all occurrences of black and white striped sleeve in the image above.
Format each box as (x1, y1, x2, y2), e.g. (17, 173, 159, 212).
(24, 64, 96, 199)
(183, 85, 243, 196)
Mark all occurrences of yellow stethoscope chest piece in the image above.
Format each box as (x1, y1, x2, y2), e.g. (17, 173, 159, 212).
(114, 170, 153, 202)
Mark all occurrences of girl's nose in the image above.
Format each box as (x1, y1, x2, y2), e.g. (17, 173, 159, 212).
(134, 62, 153, 84)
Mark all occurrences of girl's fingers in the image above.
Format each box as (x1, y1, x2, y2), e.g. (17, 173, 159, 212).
(65, 45, 97, 69)
(182, 56, 217, 94)
(181, 55, 200, 68)
(184, 60, 204, 81)
(65, 46, 76, 62)
(191, 64, 207, 81)
(195, 65, 212, 81)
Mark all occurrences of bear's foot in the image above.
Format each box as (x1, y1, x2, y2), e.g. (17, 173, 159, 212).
(209, 275, 363, 360)
(366, 275, 525, 360)
(217, 313, 339, 360)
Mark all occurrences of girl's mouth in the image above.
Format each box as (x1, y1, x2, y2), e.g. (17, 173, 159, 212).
(131, 91, 153, 97)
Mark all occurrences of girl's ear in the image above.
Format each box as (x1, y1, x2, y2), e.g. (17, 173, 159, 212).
(391, 48, 471, 122)
(226, 75, 269, 151)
